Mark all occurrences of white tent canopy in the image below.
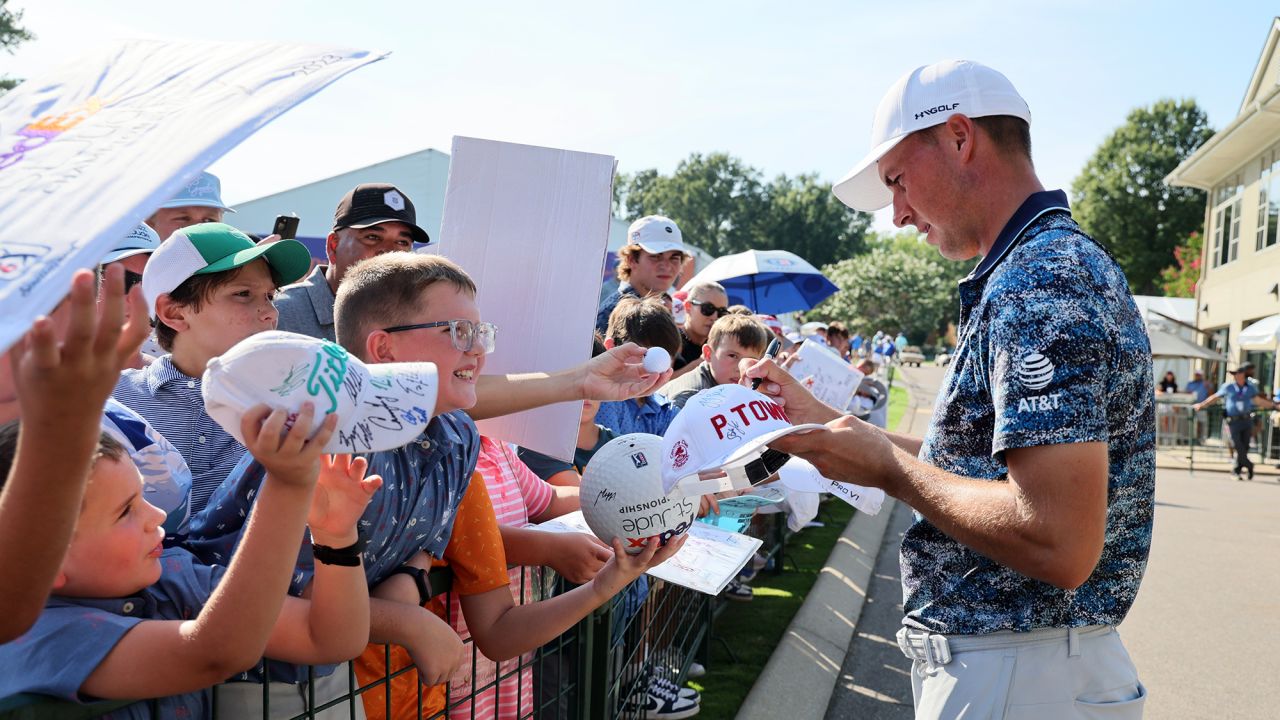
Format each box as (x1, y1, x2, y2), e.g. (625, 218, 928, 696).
(1239, 314, 1280, 350)
(1147, 327, 1227, 361)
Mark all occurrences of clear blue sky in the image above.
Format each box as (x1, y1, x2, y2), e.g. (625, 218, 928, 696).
(7, 0, 1277, 233)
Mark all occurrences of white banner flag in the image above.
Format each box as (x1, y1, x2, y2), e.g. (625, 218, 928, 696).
(0, 39, 386, 351)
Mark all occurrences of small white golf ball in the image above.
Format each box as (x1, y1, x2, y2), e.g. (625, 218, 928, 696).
(643, 346, 671, 373)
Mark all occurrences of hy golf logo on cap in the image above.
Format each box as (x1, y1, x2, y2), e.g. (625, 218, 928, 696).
(384, 190, 405, 211)
(915, 102, 959, 120)
(630, 451, 649, 469)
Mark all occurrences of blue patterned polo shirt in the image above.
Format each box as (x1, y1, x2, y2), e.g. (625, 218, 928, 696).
(906, 190, 1155, 635)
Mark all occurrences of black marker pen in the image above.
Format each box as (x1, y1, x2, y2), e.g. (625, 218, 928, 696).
(751, 338, 783, 391)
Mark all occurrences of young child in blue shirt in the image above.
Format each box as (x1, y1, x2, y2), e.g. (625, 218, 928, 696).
(0, 265, 151, 643)
(0, 402, 378, 719)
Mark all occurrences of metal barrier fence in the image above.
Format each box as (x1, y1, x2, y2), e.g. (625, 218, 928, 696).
(0, 519, 790, 720)
(1154, 399, 1276, 472)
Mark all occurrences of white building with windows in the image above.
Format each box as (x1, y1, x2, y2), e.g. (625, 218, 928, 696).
(1166, 17, 1280, 395)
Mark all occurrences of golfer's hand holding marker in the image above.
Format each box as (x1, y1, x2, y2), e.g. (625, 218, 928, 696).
(739, 354, 900, 491)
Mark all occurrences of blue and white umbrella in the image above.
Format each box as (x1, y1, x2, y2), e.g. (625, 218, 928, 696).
(680, 249, 838, 314)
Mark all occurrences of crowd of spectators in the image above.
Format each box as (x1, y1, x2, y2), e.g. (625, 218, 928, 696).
(0, 175, 884, 720)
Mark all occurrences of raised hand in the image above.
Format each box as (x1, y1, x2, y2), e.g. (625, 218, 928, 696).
(578, 342, 672, 401)
(240, 403, 338, 489)
(308, 454, 382, 546)
(591, 534, 688, 599)
(11, 266, 150, 429)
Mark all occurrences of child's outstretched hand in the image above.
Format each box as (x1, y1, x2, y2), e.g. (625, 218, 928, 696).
(11, 266, 150, 428)
(308, 454, 382, 546)
(591, 535, 687, 599)
(241, 403, 338, 489)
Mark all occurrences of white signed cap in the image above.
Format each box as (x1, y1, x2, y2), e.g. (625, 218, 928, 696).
(660, 384, 824, 497)
(202, 330, 438, 454)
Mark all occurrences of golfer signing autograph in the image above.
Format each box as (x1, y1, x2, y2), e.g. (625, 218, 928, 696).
(746, 61, 1154, 719)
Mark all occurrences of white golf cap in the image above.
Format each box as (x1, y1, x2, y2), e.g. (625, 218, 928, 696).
(101, 223, 161, 265)
(832, 60, 1032, 212)
(661, 384, 824, 497)
(627, 215, 687, 255)
(203, 330, 439, 455)
(160, 171, 236, 212)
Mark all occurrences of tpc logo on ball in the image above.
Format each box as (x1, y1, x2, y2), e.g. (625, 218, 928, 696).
(630, 452, 648, 469)
(1017, 353, 1055, 391)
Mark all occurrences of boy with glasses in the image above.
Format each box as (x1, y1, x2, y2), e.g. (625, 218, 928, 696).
(189, 253, 680, 719)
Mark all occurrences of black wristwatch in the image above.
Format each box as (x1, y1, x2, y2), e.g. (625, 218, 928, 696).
(312, 533, 367, 567)
(389, 566, 434, 606)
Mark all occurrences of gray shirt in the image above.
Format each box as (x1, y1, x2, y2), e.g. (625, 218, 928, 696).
(274, 264, 337, 341)
(658, 362, 717, 409)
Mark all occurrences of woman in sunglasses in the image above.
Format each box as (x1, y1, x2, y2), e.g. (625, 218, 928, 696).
(671, 281, 730, 379)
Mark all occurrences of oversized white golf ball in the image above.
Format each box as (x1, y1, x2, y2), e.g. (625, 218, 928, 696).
(643, 346, 671, 373)
(580, 433, 697, 554)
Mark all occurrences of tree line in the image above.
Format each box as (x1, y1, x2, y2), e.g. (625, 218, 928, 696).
(617, 98, 1218, 347)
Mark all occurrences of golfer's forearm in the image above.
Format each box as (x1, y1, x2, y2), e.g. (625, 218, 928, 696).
(885, 451, 1096, 589)
(472, 372, 578, 420)
(880, 429, 923, 456)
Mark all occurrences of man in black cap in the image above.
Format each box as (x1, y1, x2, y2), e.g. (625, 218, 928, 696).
(275, 183, 431, 341)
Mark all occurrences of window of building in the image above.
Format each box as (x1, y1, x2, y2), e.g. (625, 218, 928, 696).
(1212, 177, 1242, 267)
(1258, 151, 1280, 251)
(1204, 326, 1228, 382)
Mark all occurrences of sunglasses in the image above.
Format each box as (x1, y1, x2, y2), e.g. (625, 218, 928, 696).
(124, 270, 144, 294)
(383, 319, 498, 354)
(689, 299, 730, 318)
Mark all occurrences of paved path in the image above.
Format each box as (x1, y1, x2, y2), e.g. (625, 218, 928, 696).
(824, 364, 943, 720)
(825, 363, 1280, 719)
(1120, 467, 1280, 719)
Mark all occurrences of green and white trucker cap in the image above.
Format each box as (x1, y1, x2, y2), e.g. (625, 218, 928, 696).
(141, 222, 312, 318)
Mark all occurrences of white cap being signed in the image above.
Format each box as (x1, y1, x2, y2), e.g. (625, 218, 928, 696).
(202, 330, 438, 454)
(660, 384, 824, 497)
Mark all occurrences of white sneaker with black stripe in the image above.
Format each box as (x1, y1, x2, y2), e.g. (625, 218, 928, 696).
(644, 679, 700, 719)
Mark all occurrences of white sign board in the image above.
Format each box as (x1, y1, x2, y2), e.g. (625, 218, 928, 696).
(433, 137, 615, 460)
(0, 40, 385, 353)
(788, 340, 865, 411)
(535, 510, 761, 596)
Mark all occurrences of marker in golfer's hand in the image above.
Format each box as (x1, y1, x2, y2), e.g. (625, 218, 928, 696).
(751, 338, 783, 391)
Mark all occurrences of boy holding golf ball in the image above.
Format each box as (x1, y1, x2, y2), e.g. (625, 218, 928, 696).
(595, 296, 684, 436)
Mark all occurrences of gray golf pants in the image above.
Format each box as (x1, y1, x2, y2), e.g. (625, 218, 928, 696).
(898, 624, 1146, 719)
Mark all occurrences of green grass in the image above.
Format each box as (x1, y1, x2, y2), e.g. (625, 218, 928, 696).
(687, 500, 856, 719)
(886, 383, 909, 432)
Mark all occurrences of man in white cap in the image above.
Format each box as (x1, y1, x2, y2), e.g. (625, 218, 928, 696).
(146, 170, 235, 242)
(748, 60, 1153, 718)
(596, 215, 688, 334)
